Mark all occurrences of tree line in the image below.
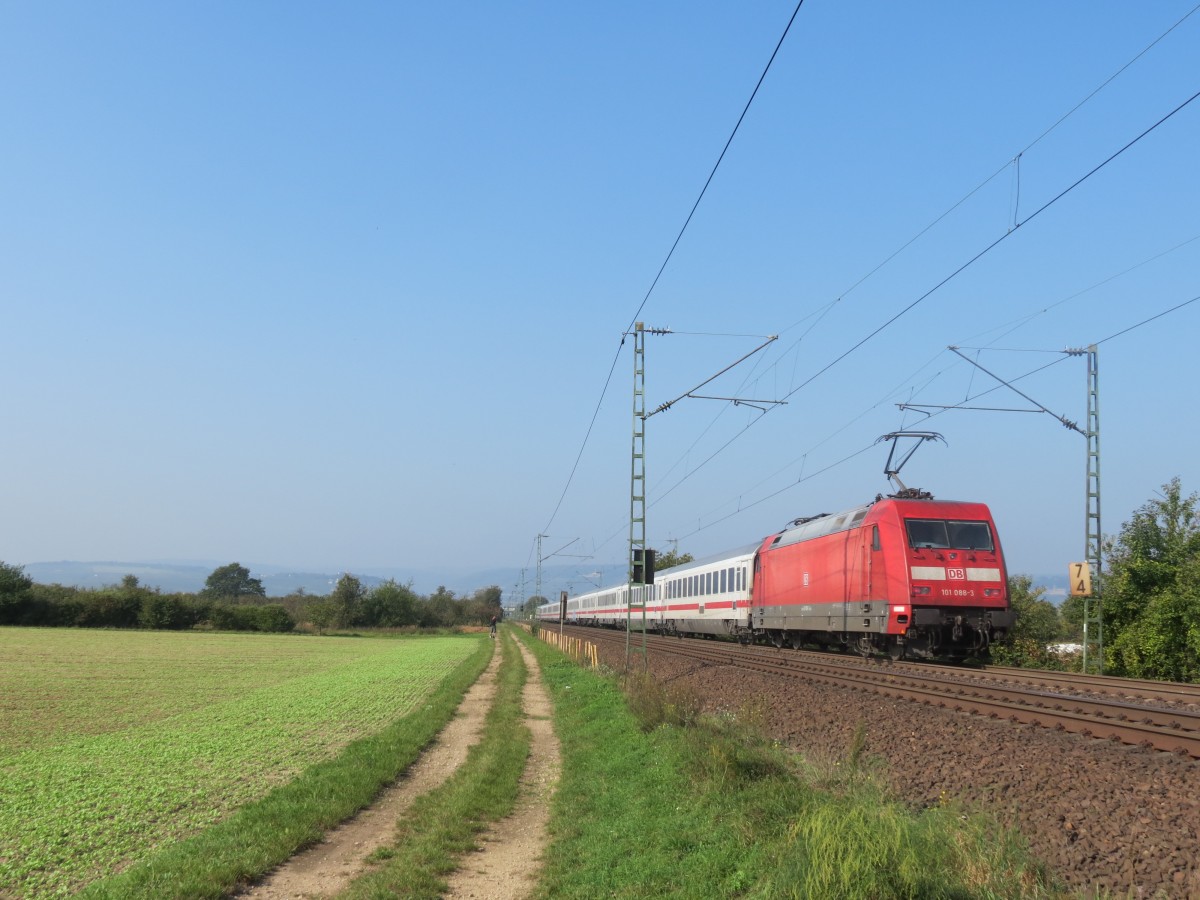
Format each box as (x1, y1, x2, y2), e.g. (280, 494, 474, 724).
(0, 561, 503, 635)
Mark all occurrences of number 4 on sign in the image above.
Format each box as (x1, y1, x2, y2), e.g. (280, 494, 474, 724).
(1069, 562, 1093, 597)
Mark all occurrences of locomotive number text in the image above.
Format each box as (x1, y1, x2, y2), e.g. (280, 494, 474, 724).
(940, 588, 976, 598)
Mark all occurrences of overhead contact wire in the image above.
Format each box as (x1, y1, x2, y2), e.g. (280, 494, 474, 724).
(540, 0, 807, 535)
(652, 90, 1200, 523)
(778, 86, 1200, 405)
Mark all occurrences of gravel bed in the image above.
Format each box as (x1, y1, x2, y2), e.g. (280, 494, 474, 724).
(593, 637, 1200, 898)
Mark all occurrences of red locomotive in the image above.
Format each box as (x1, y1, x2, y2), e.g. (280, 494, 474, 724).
(749, 492, 1012, 658)
(540, 435, 1015, 659)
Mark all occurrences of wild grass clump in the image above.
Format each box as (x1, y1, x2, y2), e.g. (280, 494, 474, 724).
(625, 670, 791, 787)
(764, 776, 1054, 899)
(623, 670, 703, 730)
(685, 713, 792, 787)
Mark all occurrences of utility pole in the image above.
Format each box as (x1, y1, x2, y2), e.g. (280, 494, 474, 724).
(535, 534, 546, 608)
(623, 324, 779, 671)
(627, 323, 648, 671)
(1070, 344, 1103, 675)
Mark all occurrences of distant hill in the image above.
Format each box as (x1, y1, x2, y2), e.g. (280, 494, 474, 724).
(1031, 572, 1070, 603)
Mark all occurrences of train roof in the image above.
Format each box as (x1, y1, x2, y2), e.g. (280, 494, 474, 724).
(766, 495, 996, 550)
(562, 543, 759, 600)
(656, 542, 760, 577)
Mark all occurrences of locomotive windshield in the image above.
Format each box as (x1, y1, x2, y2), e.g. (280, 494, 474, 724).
(905, 519, 994, 552)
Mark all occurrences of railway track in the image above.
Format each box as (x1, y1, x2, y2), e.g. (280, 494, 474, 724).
(553, 624, 1200, 758)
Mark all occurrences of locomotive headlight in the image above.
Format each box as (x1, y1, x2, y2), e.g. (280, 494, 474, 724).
(984, 588, 1001, 597)
(911, 586, 931, 596)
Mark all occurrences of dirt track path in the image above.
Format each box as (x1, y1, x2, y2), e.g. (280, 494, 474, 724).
(442, 638, 561, 900)
(237, 647, 502, 899)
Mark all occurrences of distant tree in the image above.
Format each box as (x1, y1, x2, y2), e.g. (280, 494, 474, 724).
(1007, 575, 1062, 644)
(0, 562, 34, 624)
(654, 548, 694, 572)
(990, 575, 1065, 668)
(422, 585, 461, 628)
(463, 585, 503, 625)
(522, 595, 548, 619)
(307, 599, 338, 634)
(1058, 592, 1085, 642)
(331, 573, 367, 627)
(273, 591, 304, 618)
(359, 579, 420, 628)
(202, 563, 266, 601)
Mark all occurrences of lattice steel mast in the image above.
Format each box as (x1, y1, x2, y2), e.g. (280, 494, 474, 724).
(1077, 344, 1103, 674)
(627, 323, 648, 670)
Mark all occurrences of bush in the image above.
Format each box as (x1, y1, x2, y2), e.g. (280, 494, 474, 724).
(252, 605, 296, 633)
(75, 590, 142, 629)
(207, 603, 295, 633)
(139, 594, 194, 630)
(207, 604, 247, 631)
(0, 562, 34, 624)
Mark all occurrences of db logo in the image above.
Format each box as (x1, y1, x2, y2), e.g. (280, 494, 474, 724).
(947, 568, 966, 580)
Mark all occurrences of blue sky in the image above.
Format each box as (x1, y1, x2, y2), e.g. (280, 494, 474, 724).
(2, 2, 1197, 594)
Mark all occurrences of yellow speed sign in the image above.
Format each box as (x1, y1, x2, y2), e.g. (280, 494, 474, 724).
(1069, 562, 1093, 597)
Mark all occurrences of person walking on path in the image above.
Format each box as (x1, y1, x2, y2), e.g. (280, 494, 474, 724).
(489, 615, 498, 638)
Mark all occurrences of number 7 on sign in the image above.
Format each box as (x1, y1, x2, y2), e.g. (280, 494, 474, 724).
(1069, 562, 1092, 597)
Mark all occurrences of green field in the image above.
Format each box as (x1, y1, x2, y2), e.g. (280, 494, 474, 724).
(0, 627, 482, 898)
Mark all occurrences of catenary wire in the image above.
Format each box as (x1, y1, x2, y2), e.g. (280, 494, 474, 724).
(677, 292, 1200, 544)
(649, 18, 1200, 507)
(538, 1, 808, 537)
(552, 10, 1200, 565)
(711, 5, 1200, 410)
(645, 88, 1200, 516)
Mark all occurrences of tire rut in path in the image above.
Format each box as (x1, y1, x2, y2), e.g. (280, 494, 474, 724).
(236, 648, 502, 899)
(440, 638, 562, 900)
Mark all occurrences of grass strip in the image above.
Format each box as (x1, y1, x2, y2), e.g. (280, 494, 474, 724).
(341, 628, 532, 899)
(78, 635, 492, 900)
(519, 628, 1057, 899)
